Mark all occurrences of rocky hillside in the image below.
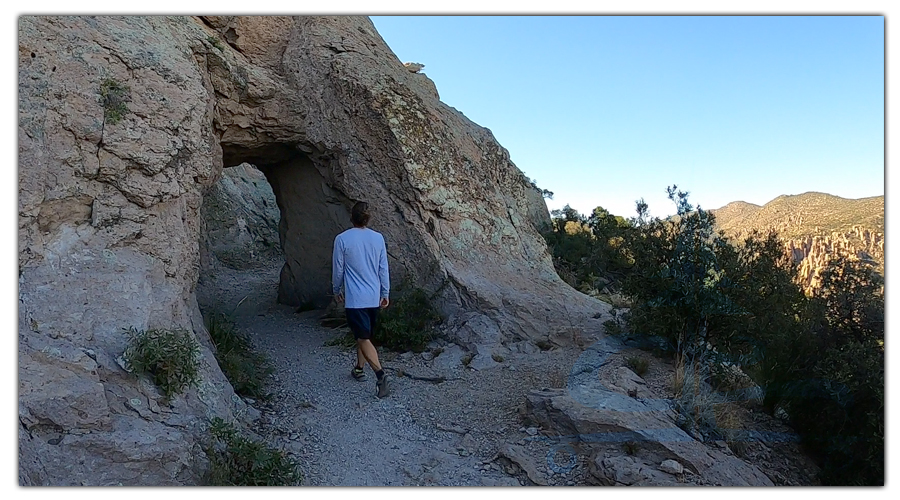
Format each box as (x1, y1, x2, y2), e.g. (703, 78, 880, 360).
(711, 192, 884, 290)
(18, 15, 606, 485)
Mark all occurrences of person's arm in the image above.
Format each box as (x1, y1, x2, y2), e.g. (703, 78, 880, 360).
(332, 236, 344, 300)
(378, 236, 390, 304)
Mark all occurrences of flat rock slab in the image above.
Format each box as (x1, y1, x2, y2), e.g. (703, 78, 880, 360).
(591, 455, 683, 486)
(499, 443, 548, 486)
(525, 337, 774, 487)
(432, 344, 466, 374)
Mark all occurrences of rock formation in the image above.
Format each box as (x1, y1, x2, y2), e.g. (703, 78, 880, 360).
(200, 163, 281, 270)
(523, 338, 774, 486)
(785, 225, 884, 291)
(712, 193, 884, 293)
(18, 15, 607, 484)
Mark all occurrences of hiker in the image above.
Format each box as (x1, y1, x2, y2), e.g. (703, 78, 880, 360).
(332, 201, 391, 398)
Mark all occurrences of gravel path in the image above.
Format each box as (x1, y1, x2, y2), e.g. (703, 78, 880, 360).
(196, 261, 593, 486)
(196, 260, 819, 486)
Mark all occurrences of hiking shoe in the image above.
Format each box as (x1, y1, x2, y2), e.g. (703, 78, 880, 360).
(376, 374, 390, 398)
(351, 367, 366, 381)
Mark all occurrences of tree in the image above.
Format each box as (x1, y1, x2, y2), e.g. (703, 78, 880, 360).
(623, 186, 739, 354)
(544, 204, 632, 294)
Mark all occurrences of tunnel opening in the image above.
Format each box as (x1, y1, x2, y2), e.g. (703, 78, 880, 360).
(199, 144, 353, 313)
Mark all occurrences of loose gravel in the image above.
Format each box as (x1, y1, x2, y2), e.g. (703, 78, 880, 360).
(197, 259, 819, 487)
(197, 260, 593, 486)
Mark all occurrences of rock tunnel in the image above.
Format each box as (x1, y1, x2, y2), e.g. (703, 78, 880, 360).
(17, 15, 614, 487)
(205, 143, 358, 309)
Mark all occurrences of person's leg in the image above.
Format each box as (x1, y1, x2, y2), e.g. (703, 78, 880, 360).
(346, 308, 369, 380)
(361, 307, 389, 398)
(359, 337, 389, 398)
(350, 343, 367, 380)
(356, 338, 382, 373)
(356, 344, 366, 369)
(348, 307, 389, 397)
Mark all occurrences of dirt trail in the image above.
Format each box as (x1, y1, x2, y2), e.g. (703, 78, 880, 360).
(196, 261, 589, 486)
(196, 260, 821, 486)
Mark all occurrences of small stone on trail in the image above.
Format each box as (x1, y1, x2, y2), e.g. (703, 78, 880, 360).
(526, 427, 538, 436)
(659, 459, 684, 475)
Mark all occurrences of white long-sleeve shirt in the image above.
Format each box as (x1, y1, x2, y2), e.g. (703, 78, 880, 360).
(332, 227, 390, 309)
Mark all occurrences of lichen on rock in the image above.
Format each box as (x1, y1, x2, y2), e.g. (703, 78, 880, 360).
(18, 15, 610, 485)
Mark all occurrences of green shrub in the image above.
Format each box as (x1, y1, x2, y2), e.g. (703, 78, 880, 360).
(375, 287, 441, 352)
(603, 319, 623, 336)
(205, 313, 274, 400)
(543, 204, 634, 294)
(548, 186, 884, 484)
(123, 328, 200, 399)
(622, 186, 744, 355)
(205, 418, 302, 486)
(771, 258, 884, 485)
(99, 78, 129, 125)
(626, 188, 883, 484)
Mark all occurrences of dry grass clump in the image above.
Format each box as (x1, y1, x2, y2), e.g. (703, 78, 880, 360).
(624, 355, 650, 377)
(713, 403, 748, 457)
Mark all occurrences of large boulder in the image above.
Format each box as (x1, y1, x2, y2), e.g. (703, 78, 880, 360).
(18, 15, 609, 484)
(523, 337, 774, 486)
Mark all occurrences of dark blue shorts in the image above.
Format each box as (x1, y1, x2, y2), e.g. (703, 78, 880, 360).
(346, 307, 379, 340)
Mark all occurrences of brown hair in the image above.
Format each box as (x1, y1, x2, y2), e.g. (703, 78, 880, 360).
(351, 201, 370, 227)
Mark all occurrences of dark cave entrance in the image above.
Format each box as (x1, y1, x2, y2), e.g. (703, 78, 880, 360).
(202, 144, 353, 310)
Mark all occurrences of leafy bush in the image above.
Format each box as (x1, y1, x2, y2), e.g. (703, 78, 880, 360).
(123, 328, 200, 399)
(543, 204, 634, 295)
(205, 313, 274, 400)
(771, 258, 884, 485)
(375, 287, 441, 352)
(602, 319, 623, 336)
(205, 418, 302, 486)
(623, 441, 638, 456)
(546, 185, 884, 484)
(99, 78, 130, 125)
(622, 186, 746, 355)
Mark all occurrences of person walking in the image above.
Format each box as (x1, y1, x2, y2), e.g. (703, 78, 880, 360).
(332, 201, 391, 398)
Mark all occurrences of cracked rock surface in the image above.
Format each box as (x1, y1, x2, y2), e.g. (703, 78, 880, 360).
(19, 15, 609, 484)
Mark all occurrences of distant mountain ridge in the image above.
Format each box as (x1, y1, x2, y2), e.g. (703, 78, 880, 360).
(711, 192, 884, 290)
(712, 192, 884, 239)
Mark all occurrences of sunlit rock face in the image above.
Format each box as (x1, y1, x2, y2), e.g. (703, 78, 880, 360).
(18, 15, 607, 485)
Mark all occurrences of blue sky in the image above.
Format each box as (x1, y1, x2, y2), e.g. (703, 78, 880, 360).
(371, 16, 885, 218)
